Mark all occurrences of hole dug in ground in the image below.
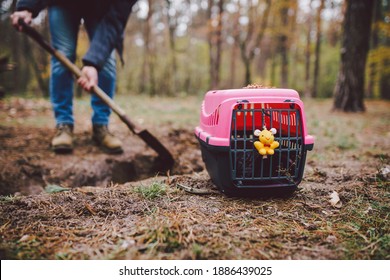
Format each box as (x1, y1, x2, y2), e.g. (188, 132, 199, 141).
(0, 126, 204, 196)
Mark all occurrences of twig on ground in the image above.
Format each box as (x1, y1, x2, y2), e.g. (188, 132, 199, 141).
(176, 183, 219, 195)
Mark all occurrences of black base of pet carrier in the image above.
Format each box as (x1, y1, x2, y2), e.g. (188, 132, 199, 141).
(198, 139, 312, 197)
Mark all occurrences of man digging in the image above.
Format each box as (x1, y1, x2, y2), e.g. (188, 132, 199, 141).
(11, 0, 138, 154)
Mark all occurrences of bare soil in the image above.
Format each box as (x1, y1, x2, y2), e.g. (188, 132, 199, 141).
(0, 97, 389, 260)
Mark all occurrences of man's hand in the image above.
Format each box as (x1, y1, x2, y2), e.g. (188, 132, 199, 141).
(77, 66, 98, 92)
(11, 10, 33, 31)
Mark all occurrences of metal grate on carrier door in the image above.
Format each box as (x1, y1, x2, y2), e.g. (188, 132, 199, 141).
(230, 102, 305, 187)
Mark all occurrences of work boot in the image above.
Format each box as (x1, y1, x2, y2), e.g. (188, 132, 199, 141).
(51, 124, 73, 153)
(92, 124, 123, 154)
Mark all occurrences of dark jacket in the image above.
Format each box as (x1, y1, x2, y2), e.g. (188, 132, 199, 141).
(16, 0, 137, 70)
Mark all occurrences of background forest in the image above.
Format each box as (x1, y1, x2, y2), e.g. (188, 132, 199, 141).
(0, 0, 389, 101)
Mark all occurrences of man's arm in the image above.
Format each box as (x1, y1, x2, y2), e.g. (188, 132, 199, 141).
(82, 0, 138, 71)
(79, 0, 137, 91)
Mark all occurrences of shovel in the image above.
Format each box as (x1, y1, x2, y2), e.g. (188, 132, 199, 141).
(18, 19, 174, 169)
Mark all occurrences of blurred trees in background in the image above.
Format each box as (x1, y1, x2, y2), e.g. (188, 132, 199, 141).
(0, 0, 389, 105)
(368, 0, 390, 100)
(0, 0, 50, 97)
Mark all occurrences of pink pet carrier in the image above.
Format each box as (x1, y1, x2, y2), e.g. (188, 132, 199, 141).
(195, 88, 314, 196)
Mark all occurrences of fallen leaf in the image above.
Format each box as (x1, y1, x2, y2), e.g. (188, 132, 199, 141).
(326, 235, 338, 243)
(379, 165, 390, 180)
(364, 206, 373, 214)
(18, 234, 36, 242)
(329, 191, 342, 208)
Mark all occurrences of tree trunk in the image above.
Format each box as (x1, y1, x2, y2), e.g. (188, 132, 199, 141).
(380, 67, 390, 100)
(304, 0, 313, 98)
(229, 43, 238, 88)
(333, 0, 374, 112)
(208, 0, 224, 89)
(139, 24, 148, 94)
(367, 0, 381, 98)
(229, 11, 239, 88)
(148, 0, 156, 96)
(9, 0, 31, 94)
(165, 0, 178, 96)
(139, 0, 156, 96)
(214, 0, 224, 88)
(243, 56, 251, 85)
(312, 0, 325, 98)
(279, 1, 289, 88)
(270, 50, 276, 86)
(207, 0, 215, 88)
(24, 37, 48, 96)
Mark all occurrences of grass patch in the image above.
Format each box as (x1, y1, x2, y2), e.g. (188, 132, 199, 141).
(0, 195, 20, 204)
(135, 181, 167, 200)
(335, 136, 356, 150)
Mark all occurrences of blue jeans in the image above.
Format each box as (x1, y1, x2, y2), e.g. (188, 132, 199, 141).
(49, 6, 116, 126)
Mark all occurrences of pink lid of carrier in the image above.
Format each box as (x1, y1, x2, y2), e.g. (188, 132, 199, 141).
(195, 88, 314, 147)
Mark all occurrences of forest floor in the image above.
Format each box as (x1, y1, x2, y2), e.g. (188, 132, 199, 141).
(0, 95, 389, 260)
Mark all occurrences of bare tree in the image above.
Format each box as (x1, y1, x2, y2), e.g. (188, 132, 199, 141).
(234, 0, 271, 85)
(229, 9, 239, 88)
(278, 0, 289, 87)
(312, 0, 325, 98)
(304, 0, 314, 97)
(333, 0, 374, 112)
(139, 0, 156, 96)
(165, 0, 177, 95)
(207, 0, 224, 89)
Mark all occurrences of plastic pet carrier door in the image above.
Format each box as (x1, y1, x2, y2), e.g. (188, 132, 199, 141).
(195, 88, 314, 196)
